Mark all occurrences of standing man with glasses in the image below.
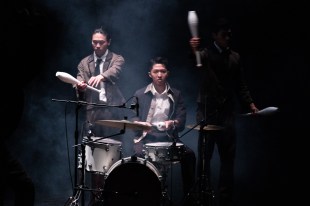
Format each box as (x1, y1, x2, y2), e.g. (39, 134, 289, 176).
(189, 17, 259, 206)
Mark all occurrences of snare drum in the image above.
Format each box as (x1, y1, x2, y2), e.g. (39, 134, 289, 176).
(144, 142, 184, 163)
(103, 156, 162, 206)
(84, 137, 122, 174)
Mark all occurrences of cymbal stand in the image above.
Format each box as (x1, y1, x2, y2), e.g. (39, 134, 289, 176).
(52, 98, 85, 205)
(182, 120, 215, 206)
(197, 123, 215, 205)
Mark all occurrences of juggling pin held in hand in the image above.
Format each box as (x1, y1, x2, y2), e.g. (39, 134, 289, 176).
(188, 11, 202, 67)
(55, 71, 101, 93)
(188, 11, 199, 37)
(241, 106, 279, 116)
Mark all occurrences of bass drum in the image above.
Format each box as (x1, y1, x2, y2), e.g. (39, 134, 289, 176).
(103, 156, 163, 206)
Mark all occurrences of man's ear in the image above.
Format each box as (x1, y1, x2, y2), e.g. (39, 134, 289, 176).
(148, 72, 152, 78)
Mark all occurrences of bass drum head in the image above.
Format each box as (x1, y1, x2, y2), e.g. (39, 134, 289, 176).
(103, 156, 162, 206)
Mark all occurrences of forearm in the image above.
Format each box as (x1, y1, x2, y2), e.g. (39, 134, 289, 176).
(101, 55, 125, 84)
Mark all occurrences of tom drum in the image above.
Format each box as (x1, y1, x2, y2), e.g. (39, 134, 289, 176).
(84, 137, 122, 174)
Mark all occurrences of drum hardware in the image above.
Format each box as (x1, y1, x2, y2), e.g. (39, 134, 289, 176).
(186, 124, 225, 131)
(153, 161, 174, 206)
(184, 120, 223, 206)
(70, 128, 126, 206)
(143, 137, 185, 205)
(52, 98, 137, 206)
(64, 187, 81, 206)
(95, 119, 151, 131)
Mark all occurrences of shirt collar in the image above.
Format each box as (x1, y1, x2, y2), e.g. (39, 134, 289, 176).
(213, 41, 230, 54)
(94, 49, 109, 62)
(145, 83, 172, 94)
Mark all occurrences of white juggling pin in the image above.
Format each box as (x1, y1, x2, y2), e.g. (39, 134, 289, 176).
(188, 11, 202, 67)
(56, 71, 101, 93)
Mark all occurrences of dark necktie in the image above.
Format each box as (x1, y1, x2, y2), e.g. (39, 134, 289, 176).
(95, 58, 102, 76)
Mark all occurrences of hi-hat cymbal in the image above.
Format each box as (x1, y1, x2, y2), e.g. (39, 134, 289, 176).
(95, 120, 151, 130)
(187, 124, 224, 131)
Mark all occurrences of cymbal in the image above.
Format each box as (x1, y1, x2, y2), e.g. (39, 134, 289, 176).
(95, 120, 151, 130)
(187, 124, 224, 131)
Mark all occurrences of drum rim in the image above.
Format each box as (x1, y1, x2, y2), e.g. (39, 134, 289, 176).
(105, 156, 162, 180)
(84, 137, 122, 145)
(145, 141, 184, 147)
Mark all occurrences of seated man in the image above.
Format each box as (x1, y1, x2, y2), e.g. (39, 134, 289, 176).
(130, 56, 196, 201)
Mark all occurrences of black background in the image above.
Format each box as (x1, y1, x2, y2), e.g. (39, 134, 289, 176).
(2, 0, 308, 205)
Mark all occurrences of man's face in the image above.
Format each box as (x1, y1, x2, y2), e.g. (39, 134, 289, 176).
(92, 33, 110, 57)
(213, 29, 232, 49)
(148, 64, 169, 86)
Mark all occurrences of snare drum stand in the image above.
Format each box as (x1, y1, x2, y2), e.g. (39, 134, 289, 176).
(158, 162, 174, 206)
(160, 136, 182, 206)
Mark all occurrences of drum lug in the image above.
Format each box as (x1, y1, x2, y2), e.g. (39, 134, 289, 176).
(87, 164, 93, 171)
(105, 144, 110, 152)
(118, 147, 122, 153)
(102, 166, 107, 173)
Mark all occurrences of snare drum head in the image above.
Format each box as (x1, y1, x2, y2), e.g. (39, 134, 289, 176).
(103, 156, 162, 206)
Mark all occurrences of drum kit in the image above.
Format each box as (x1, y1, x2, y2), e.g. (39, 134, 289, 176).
(66, 119, 188, 206)
(65, 119, 224, 206)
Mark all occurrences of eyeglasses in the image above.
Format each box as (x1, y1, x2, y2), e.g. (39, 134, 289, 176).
(220, 30, 232, 38)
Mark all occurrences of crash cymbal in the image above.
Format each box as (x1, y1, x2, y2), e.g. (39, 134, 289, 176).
(95, 120, 151, 130)
(187, 124, 224, 131)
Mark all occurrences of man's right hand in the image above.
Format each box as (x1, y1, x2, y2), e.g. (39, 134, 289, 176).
(189, 37, 200, 51)
(76, 81, 87, 91)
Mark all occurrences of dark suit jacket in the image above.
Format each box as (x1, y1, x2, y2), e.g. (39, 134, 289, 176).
(131, 83, 186, 140)
(76, 50, 125, 109)
(75, 50, 126, 134)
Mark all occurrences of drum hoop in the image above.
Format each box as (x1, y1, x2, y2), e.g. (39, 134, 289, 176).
(145, 142, 184, 147)
(84, 137, 122, 145)
(105, 156, 162, 180)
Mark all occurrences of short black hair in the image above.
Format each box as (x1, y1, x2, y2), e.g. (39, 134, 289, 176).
(93, 27, 111, 41)
(211, 17, 231, 33)
(149, 56, 169, 70)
